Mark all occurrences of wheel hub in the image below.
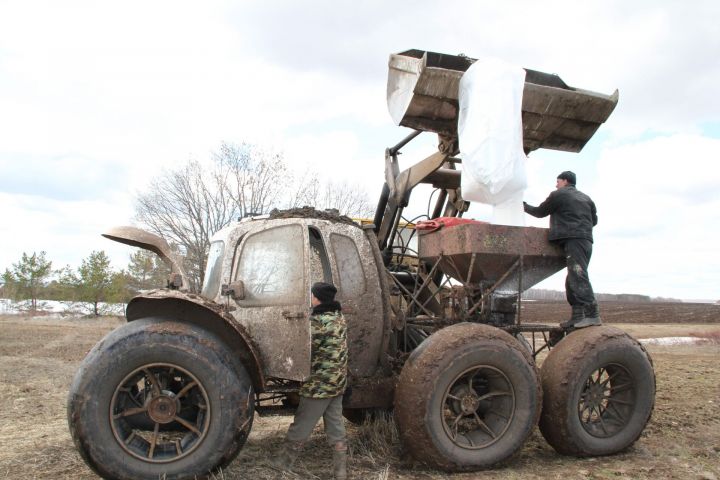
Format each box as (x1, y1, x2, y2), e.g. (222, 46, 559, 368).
(586, 383, 605, 408)
(460, 393, 481, 414)
(147, 393, 179, 424)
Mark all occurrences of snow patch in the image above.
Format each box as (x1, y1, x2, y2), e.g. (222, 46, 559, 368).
(0, 298, 125, 316)
(639, 336, 707, 346)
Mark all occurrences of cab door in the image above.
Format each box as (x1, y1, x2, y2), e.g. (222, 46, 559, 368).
(229, 223, 311, 381)
(326, 228, 385, 378)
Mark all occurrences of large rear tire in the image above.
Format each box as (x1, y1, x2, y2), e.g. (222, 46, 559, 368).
(68, 318, 254, 480)
(539, 326, 655, 456)
(394, 323, 541, 470)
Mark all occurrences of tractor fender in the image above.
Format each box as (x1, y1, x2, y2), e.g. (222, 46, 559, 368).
(126, 290, 266, 391)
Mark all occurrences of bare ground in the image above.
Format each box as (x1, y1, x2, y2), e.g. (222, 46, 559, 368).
(0, 309, 719, 480)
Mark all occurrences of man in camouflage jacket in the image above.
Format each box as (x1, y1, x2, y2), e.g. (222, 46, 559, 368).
(272, 281, 349, 480)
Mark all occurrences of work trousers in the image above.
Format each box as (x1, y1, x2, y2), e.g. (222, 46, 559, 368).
(559, 238, 596, 307)
(286, 394, 346, 445)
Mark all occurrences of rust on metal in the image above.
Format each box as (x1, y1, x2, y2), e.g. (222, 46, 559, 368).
(418, 222, 565, 293)
(102, 226, 189, 290)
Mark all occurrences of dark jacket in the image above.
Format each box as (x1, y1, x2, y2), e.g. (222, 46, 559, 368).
(299, 301, 348, 398)
(524, 186, 597, 242)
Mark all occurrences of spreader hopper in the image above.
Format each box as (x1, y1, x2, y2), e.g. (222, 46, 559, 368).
(418, 222, 565, 294)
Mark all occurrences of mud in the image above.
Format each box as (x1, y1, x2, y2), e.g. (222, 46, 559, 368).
(268, 206, 359, 227)
(0, 314, 718, 480)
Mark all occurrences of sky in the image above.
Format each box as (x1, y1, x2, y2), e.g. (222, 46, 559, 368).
(1, 0, 718, 301)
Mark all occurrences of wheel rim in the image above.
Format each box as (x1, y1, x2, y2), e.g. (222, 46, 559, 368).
(441, 365, 515, 449)
(110, 363, 211, 463)
(578, 363, 635, 438)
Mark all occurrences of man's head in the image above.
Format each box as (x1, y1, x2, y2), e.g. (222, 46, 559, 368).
(311, 281, 337, 306)
(556, 171, 576, 189)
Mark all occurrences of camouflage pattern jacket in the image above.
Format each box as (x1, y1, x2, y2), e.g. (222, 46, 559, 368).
(299, 302, 348, 398)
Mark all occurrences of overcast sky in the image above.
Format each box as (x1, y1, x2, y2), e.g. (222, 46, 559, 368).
(1, 0, 718, 301)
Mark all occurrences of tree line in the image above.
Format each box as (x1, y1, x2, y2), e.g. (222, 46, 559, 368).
(1, 250, 169, 315)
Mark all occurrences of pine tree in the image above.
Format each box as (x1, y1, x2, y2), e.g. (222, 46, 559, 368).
(126, 250, 169, 295)
(2, 251, 53, 310)
(75, 251, 121, 316)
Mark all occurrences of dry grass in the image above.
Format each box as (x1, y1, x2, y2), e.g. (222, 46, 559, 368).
(689, 329, 720, 344)
(1, 315, 719, 479)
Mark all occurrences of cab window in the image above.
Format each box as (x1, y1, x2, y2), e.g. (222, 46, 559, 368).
(201, 241, 225, 299)
(330, 233, 366, 297)
(309, 227, 332, 285)
(235, 224, 304, 304)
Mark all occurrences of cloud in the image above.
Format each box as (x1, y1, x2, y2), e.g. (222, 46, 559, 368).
(0, 191, 137, 273)
(0, 0, 719, 301)
(589, 134, 720, 298)
(0, 153, 132, 201)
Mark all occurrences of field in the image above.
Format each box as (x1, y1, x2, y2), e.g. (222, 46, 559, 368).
(1, 302, 719, 480)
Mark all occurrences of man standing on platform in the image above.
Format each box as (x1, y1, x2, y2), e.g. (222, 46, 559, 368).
(524, 171, 601, 329)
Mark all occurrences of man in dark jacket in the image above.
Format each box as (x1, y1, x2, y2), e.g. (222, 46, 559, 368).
(524, 171, 601, 328)
(271, 281, 349, 479)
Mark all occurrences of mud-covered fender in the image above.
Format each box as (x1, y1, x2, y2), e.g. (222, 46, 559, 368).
(126, 290, 266, 391)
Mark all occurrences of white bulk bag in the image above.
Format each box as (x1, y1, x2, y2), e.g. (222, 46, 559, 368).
(458, 57, 527, 226)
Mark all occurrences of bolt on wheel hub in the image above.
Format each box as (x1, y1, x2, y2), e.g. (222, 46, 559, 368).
(460, 393, 481, 414)
(147, 393, 179, 424)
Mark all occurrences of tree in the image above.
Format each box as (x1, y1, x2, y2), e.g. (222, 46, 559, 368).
(126, 250, 170, 295)
(214, 142, 290, 218)
(2, 251, 53, 310)
(135, 141, 374, 290)
(135, 158, 238, 292)
(74, 251, 122, 316)
(286, 174, 374, 218)
(317, 180, 374, 218)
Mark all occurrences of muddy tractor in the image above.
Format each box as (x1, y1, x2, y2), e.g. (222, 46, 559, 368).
(68, 50, 655, 480)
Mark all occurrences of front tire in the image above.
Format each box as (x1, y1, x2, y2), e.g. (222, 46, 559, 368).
(68, 318, 254, 480)
(394, 323, 541, 470)
(539, 326, 655, 456)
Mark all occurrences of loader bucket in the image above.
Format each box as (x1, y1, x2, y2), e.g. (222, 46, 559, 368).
(387, 49, 619, 153)
(417, 222, 565, 294)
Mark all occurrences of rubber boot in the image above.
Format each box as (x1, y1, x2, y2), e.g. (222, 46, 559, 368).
(583, 302, 601, 322)
(269, 441, 302, 472)
(332, 443, 348, 480)
(560, 306, 585, 329)
(576, 302, 602, 328)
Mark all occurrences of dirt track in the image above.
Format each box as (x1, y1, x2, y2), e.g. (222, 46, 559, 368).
(0, 310, 719, 480)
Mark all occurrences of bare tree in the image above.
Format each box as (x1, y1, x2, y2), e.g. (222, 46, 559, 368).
(135, 142, 375, 291)
(136, 159, 238, 291)
(285, 170, 321, 210)
(287, 175, 374, 218)
(214, 142, 289, 218)
(320, 180, 374, 218)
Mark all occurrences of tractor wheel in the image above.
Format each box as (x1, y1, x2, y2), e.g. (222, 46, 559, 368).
(67, 318, 255, 480)
(394, 323, 541, 470)
(539, 326, 655, 456)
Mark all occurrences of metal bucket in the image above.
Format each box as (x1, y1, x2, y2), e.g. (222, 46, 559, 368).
(387, 49, 619, 153)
